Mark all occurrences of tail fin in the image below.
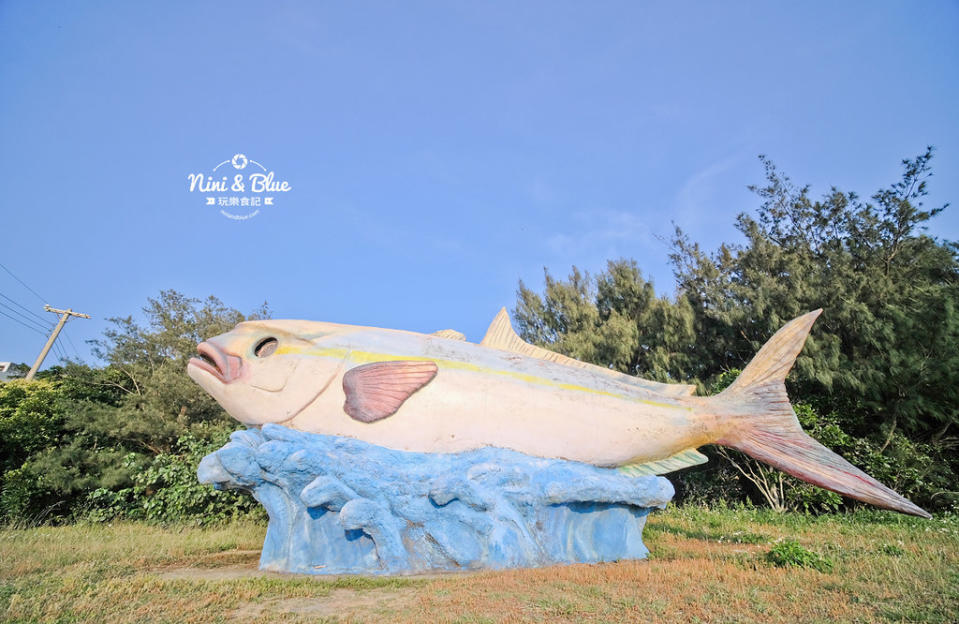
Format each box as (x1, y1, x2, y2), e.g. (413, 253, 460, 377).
(716, 310, 931, 518)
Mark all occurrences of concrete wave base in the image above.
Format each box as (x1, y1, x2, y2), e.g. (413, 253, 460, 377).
(198, 424, 674, 575)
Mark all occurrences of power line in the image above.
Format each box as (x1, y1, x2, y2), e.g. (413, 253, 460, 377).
(55, 340, 69, 363)
(62, 328, 83, 360)
(0, 308, 47, 335)
(0, 266, 88, 367)
(0, 262, 48, 304)
(0, 300, 51, 333)
(58, 325, 81, 361)
(51, 340, 65, 363)
(0, 291, 51, 326)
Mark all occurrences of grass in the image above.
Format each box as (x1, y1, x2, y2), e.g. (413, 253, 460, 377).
(1, 508, 956, 623)
(765, 539, 834, 572)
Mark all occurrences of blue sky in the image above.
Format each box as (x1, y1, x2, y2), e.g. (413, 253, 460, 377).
(1, 1, 957, 367)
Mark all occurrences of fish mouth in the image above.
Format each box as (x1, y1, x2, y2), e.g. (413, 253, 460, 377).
(189, 341, 243, 383)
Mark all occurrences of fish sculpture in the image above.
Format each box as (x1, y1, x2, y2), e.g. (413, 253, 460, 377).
(188, 308, 930, 518)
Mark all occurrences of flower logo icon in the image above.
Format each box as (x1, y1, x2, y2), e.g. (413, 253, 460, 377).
(231, 153, 248, 169)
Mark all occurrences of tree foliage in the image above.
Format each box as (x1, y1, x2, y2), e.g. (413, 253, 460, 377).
(515, 262, 700, 386)
(670, 148, 958, 442)
(0, 291, 268, 524)
(3, 152, 956, 522)
(514, 149, 958, 512)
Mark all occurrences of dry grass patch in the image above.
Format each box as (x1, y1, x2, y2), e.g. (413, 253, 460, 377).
(0, 520, 266, 578)
(1, 509, 956, 623)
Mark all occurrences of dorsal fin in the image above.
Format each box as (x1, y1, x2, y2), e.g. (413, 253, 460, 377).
(480, 308, 696, 397)
(431, 329, 467, 341)
(618, 448, 708, 477)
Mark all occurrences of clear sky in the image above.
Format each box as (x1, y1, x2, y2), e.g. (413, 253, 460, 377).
(1, 1, 957, 367)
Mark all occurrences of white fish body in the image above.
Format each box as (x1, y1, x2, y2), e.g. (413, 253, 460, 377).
(187, 308, 930, 517)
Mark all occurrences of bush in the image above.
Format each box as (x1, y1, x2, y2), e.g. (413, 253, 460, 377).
(676, 381, 953, 514)
(83, 425, 264, 524)
(765, 539, 834, 572)
(0, 380, 65, 474)
(794, 404, 956, 513)
(0, 291, 272, 526)
(0, 380, 69, 523)
(670, 450, 748, 507)
(0, 466, 65, 526)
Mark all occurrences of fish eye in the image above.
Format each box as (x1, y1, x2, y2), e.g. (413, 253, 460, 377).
(254, 337, 279, 357)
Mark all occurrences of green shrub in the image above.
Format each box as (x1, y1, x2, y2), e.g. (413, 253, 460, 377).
(671, 449, 748, 507)
(675, 394, 954, 514)
(765, 539, 834, 572)
(0, 466, 61, 526)
(0, 380, 65, 474)
(83, 425, 264, 524)
(794, 404, 955, 513)
(878, 543, 905, 556)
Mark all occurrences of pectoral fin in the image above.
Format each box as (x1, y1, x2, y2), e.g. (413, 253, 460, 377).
(618, 448, 708, 476)
(343, 361, 439, 423)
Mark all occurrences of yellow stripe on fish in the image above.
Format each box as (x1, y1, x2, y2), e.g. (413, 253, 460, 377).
(275, 344, 692, 411)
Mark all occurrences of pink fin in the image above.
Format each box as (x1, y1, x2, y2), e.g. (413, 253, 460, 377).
(343, 361, 438, 423)
(717, 310, 930, 518)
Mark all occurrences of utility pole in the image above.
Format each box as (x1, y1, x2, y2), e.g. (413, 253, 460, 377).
(25, 305, 90, 380)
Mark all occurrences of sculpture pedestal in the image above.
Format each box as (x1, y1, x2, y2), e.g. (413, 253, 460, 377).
(198, 424, 673, 575)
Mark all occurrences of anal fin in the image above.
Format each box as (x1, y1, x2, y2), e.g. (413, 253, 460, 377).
(618, 448, 708, 477)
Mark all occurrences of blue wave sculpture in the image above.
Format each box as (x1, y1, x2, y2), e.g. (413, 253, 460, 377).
(198, 424, 674, 575)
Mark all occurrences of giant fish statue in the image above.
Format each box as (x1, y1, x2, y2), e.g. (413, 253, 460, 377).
(188, 308, 930, 518)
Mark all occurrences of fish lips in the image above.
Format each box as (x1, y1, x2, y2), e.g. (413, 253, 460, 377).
(189, 341, 244, 384)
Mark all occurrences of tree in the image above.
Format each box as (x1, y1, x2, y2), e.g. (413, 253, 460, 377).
(1, 290, 269, 523)
(515, 261, 699, 386)
(85, 290, 271, 451)
(1, 363, 30, 380)
(0, 380, 64, 476)
(669, 148, 959, 443)
(514, 149, 958, 512)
